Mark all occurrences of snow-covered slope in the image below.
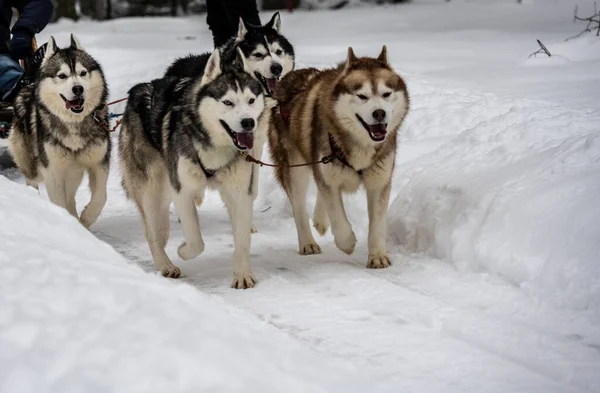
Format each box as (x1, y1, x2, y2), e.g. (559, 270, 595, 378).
(0, 177, 376, 393)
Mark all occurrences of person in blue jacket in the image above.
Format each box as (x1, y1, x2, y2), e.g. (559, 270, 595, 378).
(0, 0, 54, 101)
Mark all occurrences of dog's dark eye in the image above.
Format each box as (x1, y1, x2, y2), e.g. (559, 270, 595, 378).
(223, 100, 234, 106)
(80, 70, 87, 77)
(253, 53, 265, 59)
(382, 92, 391, 98)
(58, 74, 67, 79)
(249, 98, 255, 104)
(357, 94, 368, 100)
(275, 49, 283, 56)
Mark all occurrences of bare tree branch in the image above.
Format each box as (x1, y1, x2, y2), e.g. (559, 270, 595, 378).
(566, 1, 600, 41)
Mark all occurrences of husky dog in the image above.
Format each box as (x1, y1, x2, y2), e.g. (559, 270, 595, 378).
(118, 49, 265, 289)
(267, 46, 409, 268)
(164, 12, 294, 97)
(164, 13, 295, 232)
(7, 34, 110, 228)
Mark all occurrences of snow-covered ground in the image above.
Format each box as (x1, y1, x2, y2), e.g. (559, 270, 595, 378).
(2, 0, 600, 391)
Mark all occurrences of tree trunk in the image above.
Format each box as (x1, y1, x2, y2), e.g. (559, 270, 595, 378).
(106, 0, 112, 20)
(52, 0, 78, 21)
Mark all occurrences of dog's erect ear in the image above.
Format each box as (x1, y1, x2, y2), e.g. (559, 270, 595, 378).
(343, 47, 358, 73)
(70, 33, 84, 51)
(265, 12, 281, 33)
(377, 45, 389, 66)
(236, 18, 248, 42)
(236, 47, 252, 75)
(42, 36, 57, 65)
(201, 49, 222, 86)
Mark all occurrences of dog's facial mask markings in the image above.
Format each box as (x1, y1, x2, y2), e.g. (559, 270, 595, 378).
(333, 47, 408, 144)
(217, 87, 263, 151)
(197, 49, 264, 151)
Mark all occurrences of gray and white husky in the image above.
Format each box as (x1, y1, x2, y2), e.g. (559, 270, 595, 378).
(7, 34, 110, 228)
(164, 12, 295, 233)
(118, 49, 265, 289)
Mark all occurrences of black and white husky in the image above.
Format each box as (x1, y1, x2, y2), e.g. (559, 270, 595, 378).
(7, 34, 110, 228)
(118, 49, 265, 289)
(164, 12, 295, 97)
(164, 13, 295, 233)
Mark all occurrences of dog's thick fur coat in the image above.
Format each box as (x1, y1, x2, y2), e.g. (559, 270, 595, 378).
(268, 46, 409, 268)
(118, 49, 265, 288)
(7, 34, 110, 228)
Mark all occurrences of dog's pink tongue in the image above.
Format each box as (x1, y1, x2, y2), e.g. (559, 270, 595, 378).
(236, 132, 254, 150)
(369, 123, 387, 138)
(266, 78, 278, 93)
(65, 98, 83, 110)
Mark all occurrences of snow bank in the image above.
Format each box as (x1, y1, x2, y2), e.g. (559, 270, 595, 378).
(0, 177, 378, 393)
(388, 79, 600, 311)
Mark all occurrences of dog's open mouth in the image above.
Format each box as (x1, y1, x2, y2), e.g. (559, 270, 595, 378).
(255, 72, 278, 96)
(220, 120, 254, 150)
(61, 95, 85, 114)
(356, 114, 387, 142)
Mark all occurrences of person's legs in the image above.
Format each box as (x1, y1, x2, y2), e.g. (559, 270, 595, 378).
(0, 54, 24, 101)
(206, 0, 262, 48)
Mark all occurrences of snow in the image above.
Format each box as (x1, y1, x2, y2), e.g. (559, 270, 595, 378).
(2, 0, 600, 391)
(0, 177, 375, 393)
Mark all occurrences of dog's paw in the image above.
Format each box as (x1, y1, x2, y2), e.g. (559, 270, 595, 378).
(367, 253, 392, 269)
(313, 220, 329, 236)
(335, 230, 357, 255)
(159, 263, 181, 278)
(194, 197, 203, 207)
(251, 225, 258, 234)
(300, 243, 322, 255)
(79, 209, 97, 229)
(177, 241, 205, 261)
(231, 271, 256, 289)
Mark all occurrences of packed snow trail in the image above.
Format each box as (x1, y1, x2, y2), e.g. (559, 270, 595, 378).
(2, 1, 600, 391)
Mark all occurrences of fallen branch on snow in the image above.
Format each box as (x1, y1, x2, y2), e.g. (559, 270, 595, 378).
(528, 39, 552, 58)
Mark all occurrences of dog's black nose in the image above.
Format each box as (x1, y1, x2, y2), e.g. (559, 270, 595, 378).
(72, 85, 84, 96)
(270, 63, 283, 77)
(372, 109, 386, 122)
(241, 118, 255, 131)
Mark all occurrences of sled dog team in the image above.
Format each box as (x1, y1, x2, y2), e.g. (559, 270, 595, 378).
(7, 13, 410, 289)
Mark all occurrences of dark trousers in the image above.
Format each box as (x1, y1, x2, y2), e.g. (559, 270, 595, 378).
(206, 0, 261, 47)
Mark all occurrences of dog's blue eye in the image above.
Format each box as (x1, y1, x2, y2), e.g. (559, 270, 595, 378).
(223, 100, 234, 106)
(357, 94, 368, 100)
(382, 92, 391, 98)
(249, 98, 255, 104)
(58, 74, 67, 79)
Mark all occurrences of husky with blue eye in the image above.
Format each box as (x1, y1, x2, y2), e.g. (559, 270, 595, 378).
(118, 48, 265, 289)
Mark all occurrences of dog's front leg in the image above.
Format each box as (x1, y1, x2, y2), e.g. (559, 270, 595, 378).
(172, 188, 205, 261)
(220, 182, 255, 289)
(80, 164, 109, 229)
(318, 184, 356, 255)
(365, 181, 392, 269)
(44, 167, 70, 214)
